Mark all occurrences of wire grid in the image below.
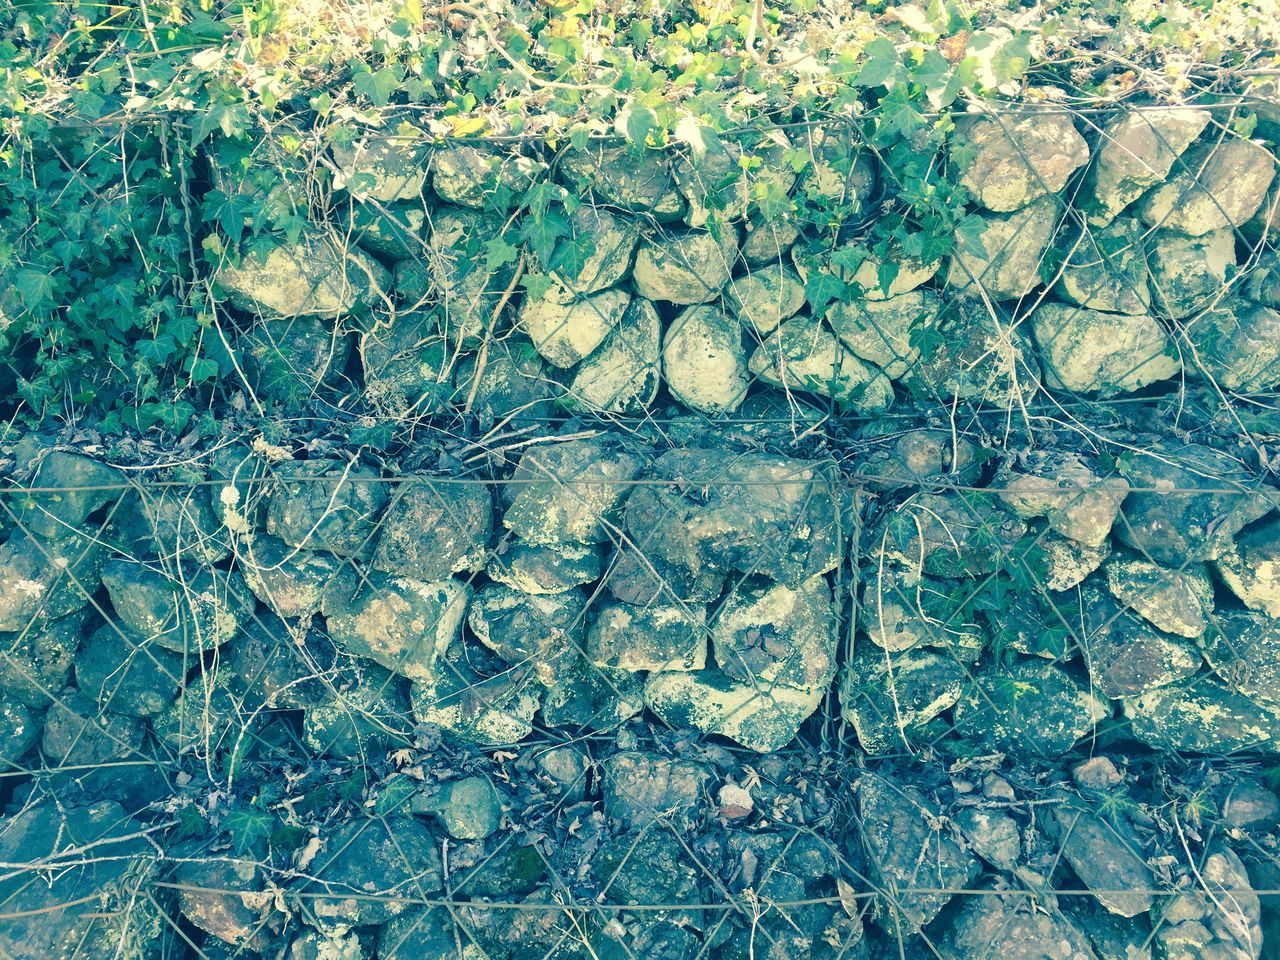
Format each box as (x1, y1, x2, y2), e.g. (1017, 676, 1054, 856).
(1, 108, 1280, 960)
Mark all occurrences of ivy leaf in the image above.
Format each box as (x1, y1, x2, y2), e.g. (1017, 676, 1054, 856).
(521, 272, 556, 302)
(519, 208, 570, 266)
(354, 66, 400, 107)
(223, 808, 273, 855)
(804, 270, 847, 314)
(856, 38, 903, 89)
(617, 104, 658, 147)
(956, 213, 990, 258)
(15, 268, 55, 310)
(485, 236, 520, 273)
(674, 116, 721, 163)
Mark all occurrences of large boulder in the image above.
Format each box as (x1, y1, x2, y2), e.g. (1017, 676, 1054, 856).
(431, 144, 540, 209)
(101, 559, 253, 653)
(1140, 139, 1277, 236)
(485, 540, 604, 595)
(1085, 106, 1210, 226)
(416, 207, 516, 346)
(633, 228, 737, 304)
(370, 479, 491, 582)
(302, 658, 412, 759)
(1125, 675, 1280, 753)
(747, 315, 894, 414)
(663, 304, 750, 414)
(725, 263, 805, 335)
(1032, 303, 1179, 395)
(946, 196, 1060, 300)
(1183, 297, 1280, 391)
(955, 113, 1088, 212)
(215, 235, 389, 318)
(0, 610, 82, 705)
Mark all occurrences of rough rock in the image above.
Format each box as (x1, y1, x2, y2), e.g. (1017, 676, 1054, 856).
(485, 539, 604, 595)
(241, 316, 356, 409)
(602, 751, 712, 830)
(946, 196, 1060, 300)
(74, 623, 185, 716)
(1034, 531, 1112, 591)
(115, 484, 229, 565)
(0, 610, 82, 705)
(855, 427, 982, 492)
(997, 452, 1128, 547)
(332, 133, 429, 201)
(795, 126, 878, 209)
(418, 207, 516, 346)
(955, 807, 1021, 871)
(1154, 845, 1261, 960)
(467, 583, 585, 685)
(348, 199, 427, 259)
(0, 689, 42, 765)
(633, 228, 737, 304)
(413, 776, 503, 839)
(539, 655, 644, 730)
(1086, 107, 1211, 226)
(175, 858, 270, 951)
(1080, 585, 1202, 698)
(712, 575, 835, 690)
(1032, 302, 1180, 395)
(1184, 297, 1280, 391)
(321, 569, 469, 681)
(216, 236, 389, 318)
(102, 559, 253, 652)
(858, 561, 986, 655)
(841, 646, 966, 753)
(1052, 804, 1156, 917)
(502, 436, 643, 546)
(725, 264, 805, 336)
(410, 642, 541, 744)
(517, 286, 630, 369)
(748, 315, 894, 413)
(371, 479, 491, 582)
(795, 243, 940, 300)
(224, 612, 335, 710)
(1199, 611, 1280, 708)
(673, 135, 794, 227)
(857, 774, 980, 931)
(266, 459, 388, 556)
(302, 658, 411, 759)
(1215, 515, 1280, 617)
(11, 446, 121, 539)
(560, 145, 684, 218)
(956, 113, 1089, 212)
(452, 335, 556, 423)
(1125, 676, 1280, 753)
(1147, 227, 1236, 319)
(663, 304, 750, 414)
(239, 534, 343, 618)
(0, 528, 104, 632)
(1104, 555, 1213, 637)
(564, 296, 661, 414)
(828, 289, 940, 378)
(551, 204, 640, 297)
(1055, 217, 1153, 315)
(740, 210, 801, 265)
(431, 144, 540, 209)
(879, 491, 1028, 578)
(936, 891, 1098, 960)
(359, 313, 455, 411)
(900, 298, 1041, 405)
(588, 600, 707, 672)
(1141, 139, 1277, 237)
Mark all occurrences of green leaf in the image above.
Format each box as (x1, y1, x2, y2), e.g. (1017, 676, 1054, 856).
(485, 236, 520, 273)
(223, 808, 273, 855)
(373, 776, 418, 816)
(520, 208, 570, 266)
(804, 270, 847, 314)
(956, 213, 990, 258)
(15, 268, 55, 310)
(354, 66, 400, 107)
(617, 104, 658, 147)
(856, 38, 903, 88)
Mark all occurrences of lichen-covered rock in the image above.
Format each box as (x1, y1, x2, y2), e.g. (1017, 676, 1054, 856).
(413, 776, 503, 840)
(216, 236, 389, 318)
(332, 132, 429, 201)
(828, 289, 940, 378)
(551, 204, 641, 297)
(114, 484, 230, 565)
(1056, 217, 1153, 315)
(1034, 531, 1112, 592)
(794, 243, 939, 300)
(1079, 585, 1202, 699)
(997, 451, 1128, 548)
(951, 659, 1107, 758)
(453, 335, 556, 423)
(1154, 846, 1261, 960)
(587, 600, 707, 672)
(486, 539, 604, 595)
(1141, 139, 1277, 237)
(633, 228, 737, 304)
(1125, 676, 1280, 753)
(1051, 804, 1157, 917)
(673, 134, 794, 227)
(955, 113, 1088, 212)
(304, 817, 442, 934)
(564, 296, 661, 414)
(855, 427, 983, 492)
(1114, 443, 1272, 565)
(602, 751, 712, 830)
(467, 583, 584, 685)
(224, 612, 335, 710)
(560, 144, 684, 218)
(41, 692, 146, 773)
(0, 689, 42, 765)
(239, 534, 343, 618)
(1183, 297, 1280, 391)
(517, 286, 630, 369)
(858, 561, 986, 656)
(1104, 555, 1213, 638)
(359, 313, 456, 411)
(841, 646, 966, 753)
(0, 528, 105, 632)
(955, 807, 1021, 871)
(643, 667, 825, 752)
(348, 199, 428, 259)
(266, 459, 388, 556)
(321, 569, 469, 681)
(748, 315, 893, 413)
(1032, 303, 1180, 395)
(936, 891, 1097, 960)
(712, 575, 835, 690)
(880, 491, 1027, 578)
(539, 656, 644, 730)
(946, 196, 1060, 300)
(1147, 227, 1236, 319)
(431, 144, 541, 209)
(1085, 107, 1210, 226)
(857, 774, 980, 932)
(410, 643, 541, 744)
(502, 436, 644, 546)
(10, 445, 121, 539)
(240, 316, 356, 409)
(174, 858, 271, 952)
(663, 304, 750, 414)
(740, 210, 801, 265)
(417, 207, 516, 346)
(301, 658, 411, 761)
(1215, 515, 1280, 618)
(1199, 611, 1280, 708)
(900, 298, 1041, 405)
(75, 623, 184, 716)
(794, 126, 878, 210)
(725, 264, 805, 335)
(101, 559, 253, 652)
(0, 610, 82, 705)
(371, 479, 491, 582)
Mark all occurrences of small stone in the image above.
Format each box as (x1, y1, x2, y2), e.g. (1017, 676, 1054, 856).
(1052, 804, 1156, 917)
(415, 776, 503, 840)
(982, 774, 1016, 801)
(1147, 227, 1236, 319)
(467, 583, 585, 685)
(828, 289, 941, 378)
(101, 559, 253, 653)
(239, 534, 343, 619)
(1215, 515, 1280, 618)
(175, 858, 270, 951)
(0, 690, 42, 765)
(216, 235, 389, 318)
(854, 427, 982, 492)
(747, 315, 894, 414)
(955, 113, 1088, 212)
(431, 144, 540, 209)
(740, 211, 801, 266)
(266, 459, 388, 556)
(288, 929, 365, 960)
(371, 479, 491, 582)
(1183, 297, 1280, 391)
(74, 623, 185, 717)
(603, 751, 712, 830)
(725, 264, 805, 335)
(587, 601, 707, 672)
(1153, 846, 1261, 960)
(1104, 555, 1213, 638)
(718, 784, 754, 819)
(321, 569, 469, 681)
(1141, 138, 1277, 236)
(564, 296, 661, 414)
(946, 196, 1060, 300)
(517, 286, 631, 369)
(1222, 781, 1279, 829)
(485, 540, 604, 595)
(712, 575, 835, 691)
(633, 229, 737, 304)
(1055, 217, 1153, 315)
(955, 807, 1021, 871)
(663, 304, 750, 414)
(1032, 302, 1179, 395)
(1085, 107, 1210, 226)
(1072, 756, 1123, 790)
(936, 891, 1097, 960)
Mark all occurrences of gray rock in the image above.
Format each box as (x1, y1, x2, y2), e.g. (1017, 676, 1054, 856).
(467, 583, 585, 685)
(997, 452, 1128, 548)
(560, 145, 684, 218)
(795, 243, 939, 300)
(1200, 610, 1280, 709)
(841, 645, 966, 753)
(431, 144, 540, 209)
(633, 228, 737, 304)
(1125, 676, 1280, 753)
(551, 204, 640, 297)
(175, 858, 270, 951)
(485, 539, 604, 595)
(946, 196, 1060, 300)
(302, 658, 411, 759)
(1243, 251, 1280, 307)
(1034, 531, 1112, 591)
(10, 446, 121, 539)
(855, 427, 983, 493)
(74, 623, 185, 716)
(240, 315, 355, 409)
(413, 776, 503, 839)
(359, 312, 456, 412)
(101, 559, 253, 653)
(956, 113, 1088, 212)
(900, 298, 1041, 405)
(1147, 227, 1236, 318)
(266, 459, 388, 556)
(239, 533, 343, 619)
(0, 688, 42, 765)
(740, 210, 801, 266)
(41, 691, 146, 769)
(378, 905, 465, 959)
(0, 528, 103, 632)
(305, 817, 442, 934)
(321, 569, 469, 681)
(0, 610, 83, 705)
(348, 199, 428, 260)
(452, 335, 556, 423)
(1141, 139, 1277, 237)
(289, 929, 365, 960)
(224, 611, 335, 710)
(517, 286, 630, 369)
(502, 436, 644, 546)
(858, 561, 986, 655)
(114, 484, 229, 565)
(795, 126, 878, 209)
(674, 134, 795, 227)
(1052, 804, 1156, 917)
(1153, 846, 1261, 960)
(712, 575, 835, 691)
(748, 315, 894, 414)
(725, 264, 805, 335)
(564, 296, 661, 414)
(1104, 555, 1213, 638)
(215, 235, 389, 318)
(152, 668, 254, 758)
(587, 600, 707, 672)
(371, 479, 491, 582)
(1215, 515, 1280, 618)
(1055, 218, 1153, 315)
(1221, 780, 1279, 829)
(410, 643, 541, 744)
(955, 807, 1021, 871)
(332, 134, 429, 201)
(857, 774, 980, 932)
(539, 655, 644, 730)
(664, 304, 750, 414)
(936, 892, 1097, 960)
(1086, 107, 1210, 226)
(1184, 297, 1280, 391)
(880, 491, 1028, 578)
(828, 289, 941, 379)
(1080, 585, 1202, 699)
(603, 751, 712, 830)
(1033, 303, 1180, 395)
